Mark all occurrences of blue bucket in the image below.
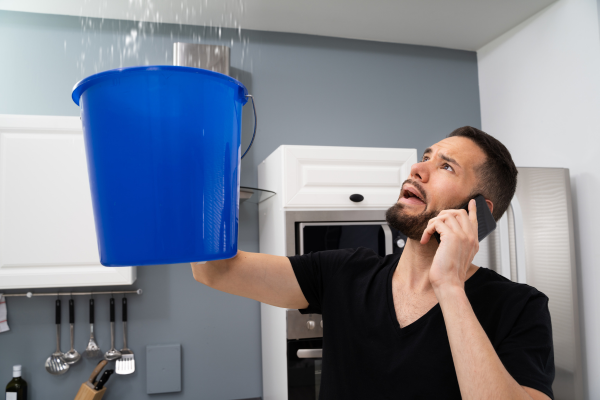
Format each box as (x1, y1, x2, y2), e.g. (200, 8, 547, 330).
(72, 66, 249, 266)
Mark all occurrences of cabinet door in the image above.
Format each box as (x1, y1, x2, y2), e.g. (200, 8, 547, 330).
(0, 115, 135, 289)
(282, 146, 417, 208)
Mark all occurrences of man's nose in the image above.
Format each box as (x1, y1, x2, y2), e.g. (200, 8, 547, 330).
(410, 160, 430, 183)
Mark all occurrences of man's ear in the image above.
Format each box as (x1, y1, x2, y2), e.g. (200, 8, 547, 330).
(485, 199, 494, 214)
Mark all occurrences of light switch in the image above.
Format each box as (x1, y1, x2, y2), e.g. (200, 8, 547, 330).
(146, 343, 182, 394)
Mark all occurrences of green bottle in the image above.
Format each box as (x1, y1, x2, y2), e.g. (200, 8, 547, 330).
(5, 365, 27, 400)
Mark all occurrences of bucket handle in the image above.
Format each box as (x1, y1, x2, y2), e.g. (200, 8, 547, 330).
(241, 95, 257, 159)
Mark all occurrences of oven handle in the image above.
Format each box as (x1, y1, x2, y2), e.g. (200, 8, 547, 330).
(297, 349, 323, 359)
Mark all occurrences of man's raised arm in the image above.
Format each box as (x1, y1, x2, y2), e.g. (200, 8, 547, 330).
(190, 251, 309, 309)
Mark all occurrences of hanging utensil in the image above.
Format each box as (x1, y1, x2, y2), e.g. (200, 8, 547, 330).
(64, 298, 81, 364)
(45, 299, 69, 375)
(104, 298, 121, 361)
(83, 298, 102, 358)
(116, 297, 135, 374)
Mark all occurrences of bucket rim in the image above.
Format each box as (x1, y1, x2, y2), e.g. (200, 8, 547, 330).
(71, 65, 249, 106)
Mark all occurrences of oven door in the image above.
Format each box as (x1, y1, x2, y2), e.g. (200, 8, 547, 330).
(287, 338, 323, 400)
(298, 221, 405, 256)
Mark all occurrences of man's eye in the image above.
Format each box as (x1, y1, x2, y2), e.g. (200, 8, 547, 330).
(421, 156, 430, 162)
(442, 163, 454, 172)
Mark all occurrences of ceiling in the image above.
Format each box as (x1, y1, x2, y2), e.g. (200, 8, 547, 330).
(0, 0, 558, 51)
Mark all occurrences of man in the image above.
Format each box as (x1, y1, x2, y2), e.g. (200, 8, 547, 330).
(191, 126, 554, 400)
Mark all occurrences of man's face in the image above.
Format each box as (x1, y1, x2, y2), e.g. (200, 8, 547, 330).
(386, 136, 486, 240)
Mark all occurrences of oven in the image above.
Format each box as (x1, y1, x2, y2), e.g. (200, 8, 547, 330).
(287, 310, 323, 400)
(285, 212, 406, 399)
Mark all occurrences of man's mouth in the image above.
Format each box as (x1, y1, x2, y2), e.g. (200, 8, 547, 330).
(400, 185, 426, 206)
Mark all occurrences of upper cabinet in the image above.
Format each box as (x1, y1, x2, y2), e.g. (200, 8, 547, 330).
(258, 145, 417, 209)
(0, 115, 136, 289)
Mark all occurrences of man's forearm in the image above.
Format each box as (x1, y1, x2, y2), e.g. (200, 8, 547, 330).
(190, 251, 309, 309)
(435, 285, 533, 400)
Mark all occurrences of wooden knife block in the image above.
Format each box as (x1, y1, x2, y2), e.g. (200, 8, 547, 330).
(74, 382, 106, 400)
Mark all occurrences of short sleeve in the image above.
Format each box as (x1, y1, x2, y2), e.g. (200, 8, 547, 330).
(496, 292, 555, 399)
(288, 249, 356, 314)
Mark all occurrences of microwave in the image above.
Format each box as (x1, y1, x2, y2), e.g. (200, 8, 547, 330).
(297, 221, 405, 256)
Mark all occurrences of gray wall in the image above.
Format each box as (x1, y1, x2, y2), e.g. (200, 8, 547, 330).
(0, 10, 481, 400)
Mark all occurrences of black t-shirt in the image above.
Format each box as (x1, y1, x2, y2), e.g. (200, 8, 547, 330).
(288, 247, 555, 399)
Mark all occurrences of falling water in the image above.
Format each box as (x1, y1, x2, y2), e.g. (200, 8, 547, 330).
(76, 0, 252, 79)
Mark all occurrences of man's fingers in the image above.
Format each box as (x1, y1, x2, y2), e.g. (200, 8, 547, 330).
(468, 199, 477, 221)
(468, 198, 479, 235)
(421, 218, 438, 244)
(436, 209, 471, 232)
(443, 213, 464, 235)
(423, 201, 479, 245)
(421, 218, 452, 244)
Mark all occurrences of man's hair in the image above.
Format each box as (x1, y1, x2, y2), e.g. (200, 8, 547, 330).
(448, 126, 518, 221)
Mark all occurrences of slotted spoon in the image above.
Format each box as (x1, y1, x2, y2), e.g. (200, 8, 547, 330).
(45, 299, 69, 375)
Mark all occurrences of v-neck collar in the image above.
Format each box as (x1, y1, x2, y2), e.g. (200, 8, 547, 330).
(386, 252, 483, 337)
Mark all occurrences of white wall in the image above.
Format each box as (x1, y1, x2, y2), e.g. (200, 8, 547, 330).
(477, 0, 600, 398)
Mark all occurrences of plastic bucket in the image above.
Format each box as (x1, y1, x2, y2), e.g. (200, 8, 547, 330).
(72, 66, 249, 266)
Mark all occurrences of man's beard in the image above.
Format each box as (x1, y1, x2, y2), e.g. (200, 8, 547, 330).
(385, 195, 468, 241)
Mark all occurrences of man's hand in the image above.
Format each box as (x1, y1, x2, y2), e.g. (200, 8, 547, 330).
(421, 199, 479, 290)
(420, 200, 549, 400)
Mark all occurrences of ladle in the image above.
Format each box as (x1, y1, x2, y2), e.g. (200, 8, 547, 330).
(63, 299, 81, 364)
(104, 298, 122, 361)
(45, 299, 69, 375)
(83, 299, 101, 358)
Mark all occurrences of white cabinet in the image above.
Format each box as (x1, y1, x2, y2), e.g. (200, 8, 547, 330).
(0, 115, 136, 289)
(259, 145, 417, 209)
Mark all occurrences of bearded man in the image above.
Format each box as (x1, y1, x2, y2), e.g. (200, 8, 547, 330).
(191, 126, 555, 400)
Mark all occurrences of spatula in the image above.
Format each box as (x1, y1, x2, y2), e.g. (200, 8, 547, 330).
(116, 297, 135, 374)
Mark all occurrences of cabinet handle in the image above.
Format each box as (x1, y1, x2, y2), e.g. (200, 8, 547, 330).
(349, 194, 364, 203)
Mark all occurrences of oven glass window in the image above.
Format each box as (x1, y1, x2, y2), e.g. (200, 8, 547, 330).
(299, 224, 405, 256)
(288, 338, 322, 400)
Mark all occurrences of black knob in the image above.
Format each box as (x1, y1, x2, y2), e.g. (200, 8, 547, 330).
(349, 194, 364, 203)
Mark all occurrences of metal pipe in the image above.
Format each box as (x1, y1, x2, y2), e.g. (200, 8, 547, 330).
(2, 289, 142, 298)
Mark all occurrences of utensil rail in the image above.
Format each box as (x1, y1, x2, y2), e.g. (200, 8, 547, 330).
(3, 289, 142, 298)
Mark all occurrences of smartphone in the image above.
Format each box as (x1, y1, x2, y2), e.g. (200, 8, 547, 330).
(433, 194, 496, 244)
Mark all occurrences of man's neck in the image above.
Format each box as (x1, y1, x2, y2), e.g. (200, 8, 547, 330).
(395, 238, 480, 294)
(395, 238, 439, 294)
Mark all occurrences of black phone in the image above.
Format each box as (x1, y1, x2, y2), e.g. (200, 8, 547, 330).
(433, 194, 496, 244)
